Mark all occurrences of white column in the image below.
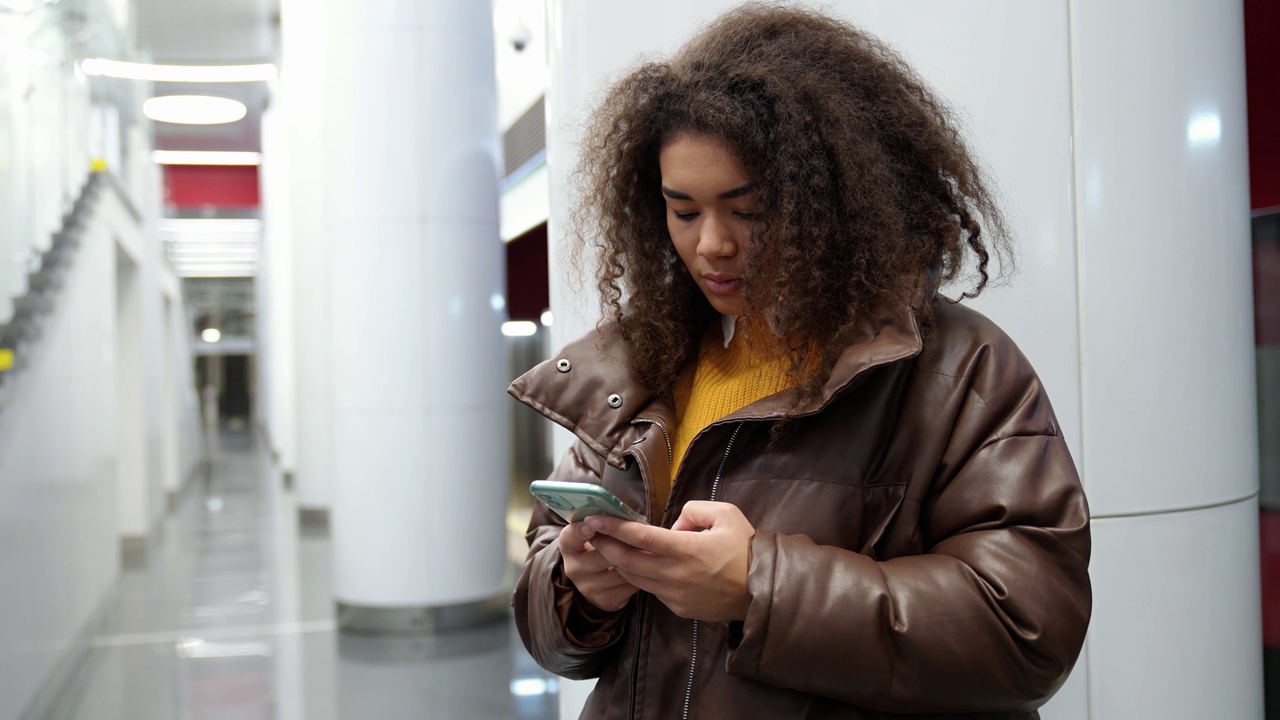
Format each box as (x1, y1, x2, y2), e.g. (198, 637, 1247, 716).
(324, 0, 509, 628)
(260, 105, 298, 476)
(281, 0, 335, 517)
(1069, 0, 1260, 716)
(545, 1, 1260, 717)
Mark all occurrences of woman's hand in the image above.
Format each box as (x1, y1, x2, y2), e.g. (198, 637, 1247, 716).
(585, 501, 755, 622)
(558, 522, 639, 612)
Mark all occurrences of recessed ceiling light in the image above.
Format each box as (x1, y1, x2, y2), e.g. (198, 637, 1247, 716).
(81, 58, 277, 83)
(144, 95, 247, 125)
(151, 150, 262, 166)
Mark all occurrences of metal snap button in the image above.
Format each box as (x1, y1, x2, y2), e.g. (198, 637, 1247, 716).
(556, 359, 571, 373)
(607, 394, 623, 408)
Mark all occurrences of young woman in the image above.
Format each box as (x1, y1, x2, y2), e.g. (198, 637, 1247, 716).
(508, 5, 1090, 718)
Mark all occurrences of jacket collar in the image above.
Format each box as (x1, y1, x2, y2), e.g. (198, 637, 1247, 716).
(507, 302, 923, 469)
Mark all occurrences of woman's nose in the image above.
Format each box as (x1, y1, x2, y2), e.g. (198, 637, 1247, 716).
(697, 216, 737, 258)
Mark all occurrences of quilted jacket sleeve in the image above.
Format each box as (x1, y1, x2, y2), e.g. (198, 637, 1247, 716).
(513, 439, 634, 679)
(724, 340, 1091, 714)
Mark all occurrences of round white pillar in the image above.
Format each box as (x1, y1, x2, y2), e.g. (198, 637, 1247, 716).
(1068, 0, 1261, 716)
(545, 1, 1261, 717)
(281, 0, 335, 517)
(259, 105, 298, 477)
(324, 0, 509, 629)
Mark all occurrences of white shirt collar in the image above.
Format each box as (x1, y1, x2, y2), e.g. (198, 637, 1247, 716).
(721, 314, 737, 348)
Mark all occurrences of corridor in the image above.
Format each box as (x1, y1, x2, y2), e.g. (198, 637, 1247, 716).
(49, 431, 559, 719)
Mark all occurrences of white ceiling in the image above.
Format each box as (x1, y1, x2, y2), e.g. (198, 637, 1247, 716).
(132, 0, 278, 152)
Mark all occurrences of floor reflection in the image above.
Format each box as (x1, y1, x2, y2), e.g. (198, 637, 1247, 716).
(52, 430, 559, 720)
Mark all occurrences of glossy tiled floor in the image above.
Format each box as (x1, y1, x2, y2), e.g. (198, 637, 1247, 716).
(51, 431, 560, 720)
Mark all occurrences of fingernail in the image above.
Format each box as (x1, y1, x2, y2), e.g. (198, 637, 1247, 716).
(578, 524, 595, 538)
(584, 515, 604, 529)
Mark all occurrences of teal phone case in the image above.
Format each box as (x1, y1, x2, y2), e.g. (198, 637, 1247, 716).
(529, 480, 648, 524)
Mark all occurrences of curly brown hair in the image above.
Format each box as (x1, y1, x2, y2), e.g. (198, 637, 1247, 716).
(572, 2, 1012, 403)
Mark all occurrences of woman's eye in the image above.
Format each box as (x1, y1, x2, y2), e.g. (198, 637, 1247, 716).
(673, 210, 698, 221)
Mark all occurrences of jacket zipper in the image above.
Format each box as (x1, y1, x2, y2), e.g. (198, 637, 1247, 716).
(682, 423, 743, 720)
(631, 416, 673, 522)
(631, 416, 673, 465)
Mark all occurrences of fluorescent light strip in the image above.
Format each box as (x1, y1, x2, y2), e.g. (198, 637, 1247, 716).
(82, 58, 277, 83)
(160, 218, 263, 233)
(173, 261, 258, 268)
(152, 150, 261, 166)
(175, 268, 257, 278)
(163, 237, 261, 244)
(169, 251, 260, 260)
(171, 251, 258, 259)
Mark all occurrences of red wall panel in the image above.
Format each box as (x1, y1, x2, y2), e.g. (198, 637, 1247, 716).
(164, 165, 261, 209)
(1247, 0, 1280, 211)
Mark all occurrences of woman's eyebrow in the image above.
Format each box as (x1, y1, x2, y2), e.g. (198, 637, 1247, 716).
(718, 183, 756, 199)
(660, 184, 756, 200)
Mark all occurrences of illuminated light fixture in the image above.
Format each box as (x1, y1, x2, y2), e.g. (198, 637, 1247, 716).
(151, 150, 261, 166)
(501, 321, 538, 337)
(510, 678, 557, 696)
(144, 95, 247, 125)
(81, 58, 278, 83)
(539, 309, 553, 327)
(159, 218, 263, 234)
(201, 328, 222, 343)
(175, 262, 257, 275)
(175, 638, 272, 659)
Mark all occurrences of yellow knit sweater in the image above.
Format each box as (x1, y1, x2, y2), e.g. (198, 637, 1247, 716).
(662, 316, 796, 511)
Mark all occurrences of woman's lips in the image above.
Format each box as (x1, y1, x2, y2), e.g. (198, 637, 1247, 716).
(702, 276, 741, 294)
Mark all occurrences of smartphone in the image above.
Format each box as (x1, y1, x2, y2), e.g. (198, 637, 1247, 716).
(529, 480, 648, 524)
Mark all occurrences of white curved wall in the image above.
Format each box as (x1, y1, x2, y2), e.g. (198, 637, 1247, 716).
(544, 1, 1261, 717)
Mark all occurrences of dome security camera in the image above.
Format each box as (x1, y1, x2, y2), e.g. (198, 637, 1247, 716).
(510, 21, 533, 52)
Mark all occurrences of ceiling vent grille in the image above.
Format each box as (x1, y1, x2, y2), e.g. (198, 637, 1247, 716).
(503, 95, 545, 178)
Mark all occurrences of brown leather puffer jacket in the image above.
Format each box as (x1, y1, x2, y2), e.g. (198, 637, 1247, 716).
(508, 300, 1091, 720)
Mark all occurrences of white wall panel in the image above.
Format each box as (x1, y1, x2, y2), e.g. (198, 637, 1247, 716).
(1088, 499, 1263, 719)
(0, 180, 200, 720)
(1073, 0, 1255, 516)
(1040, 646, 1089, 720)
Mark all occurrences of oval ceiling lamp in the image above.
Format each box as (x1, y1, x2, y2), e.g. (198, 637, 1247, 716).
(143, 95, 247, 125)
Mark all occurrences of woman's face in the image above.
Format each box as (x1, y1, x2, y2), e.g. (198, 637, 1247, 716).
(659, 133, 761, 317)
